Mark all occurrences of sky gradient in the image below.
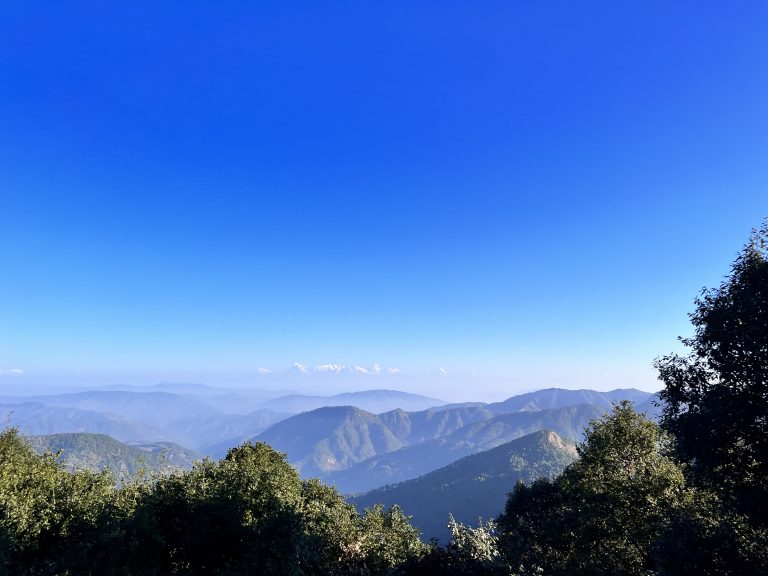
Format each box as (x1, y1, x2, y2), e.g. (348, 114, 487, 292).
(1, 1, 767, 400)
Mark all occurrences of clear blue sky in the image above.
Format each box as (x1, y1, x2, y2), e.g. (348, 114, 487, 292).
(1, 1, 767, 398)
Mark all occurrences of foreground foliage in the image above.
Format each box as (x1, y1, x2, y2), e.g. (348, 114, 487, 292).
(0, 430, 425, 575)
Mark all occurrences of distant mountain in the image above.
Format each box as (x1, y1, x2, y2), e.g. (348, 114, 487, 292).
(427, 402, 488, 412)
(635, 393, 662, 420)
(0, 402, 164, 443)
(327, 403, 605, 493)
(256, 389, 446, 414)
(485, 388, 652, 413)
(175, 409, 290, 457)
(15, 391, 217, 428)
(255, 406, 406, 477)
(25, 432, 200, 478)
(350, 430, 577, 542)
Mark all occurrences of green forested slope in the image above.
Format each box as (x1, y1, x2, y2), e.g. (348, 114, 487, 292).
(26, 432, 200, 477)
(350, 430, 576, 542)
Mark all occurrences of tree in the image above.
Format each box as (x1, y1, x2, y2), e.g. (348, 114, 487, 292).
(655, 220, 768, 523)
(654, 220, 768, 574)
(393, 516, 510, 576)
(127, 441, 306, 575)
(497, 403, 686, 576)
(357, 504, 426, 576)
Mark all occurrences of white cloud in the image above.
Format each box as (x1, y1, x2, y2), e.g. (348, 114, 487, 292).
(386, 367, 402, 374)
(438, 368, 448, 375)
(257, 368, 271, 375)
(314, 364, 345, 373)
(0, 368, 24, 376)
(370, 363, 381, 374)
(293, 363, 310, 375)
(352, 365, 369, 374)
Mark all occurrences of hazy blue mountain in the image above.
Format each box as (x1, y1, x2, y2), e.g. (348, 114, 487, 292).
(635, 393, 662, 420)
(26, 432, 200, 477)
(256, 389, 446, 414)
(0, 393, 285, 450)
(0, 402, 164, 443)
(426, 402, 488, 412)
(174, 409, 291, 457)
(255, 406, 406, 477)
(327, 403, 605, 493)
(6, 391, 218, 428)
(485, 388, 652, 413)
(350, 430, 577, 542)
(104, 382, 290, 414)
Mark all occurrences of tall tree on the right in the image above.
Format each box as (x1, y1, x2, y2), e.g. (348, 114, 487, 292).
(655, 220, 768, 522)
(655, 220, 768, 574)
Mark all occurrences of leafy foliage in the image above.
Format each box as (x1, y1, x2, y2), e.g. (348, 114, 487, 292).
(0, 429, 425, 575)
(653, 221, 768, 574)
(497, 403, 686, 575)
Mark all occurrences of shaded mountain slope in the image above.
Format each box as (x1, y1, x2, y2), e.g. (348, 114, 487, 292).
(350, 430, 577, 542)
(378, 406, 495, 444)
(255, 406, 406, 476)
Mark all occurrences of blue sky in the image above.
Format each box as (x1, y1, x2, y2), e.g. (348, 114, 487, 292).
(1, 1, 767, 399)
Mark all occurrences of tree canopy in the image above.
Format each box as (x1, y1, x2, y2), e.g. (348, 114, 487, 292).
(654, 219, 768, 573)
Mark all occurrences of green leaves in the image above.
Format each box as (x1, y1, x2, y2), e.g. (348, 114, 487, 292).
(0, 428, 430, 575)
(497, 404, 686, 576)
(657, 222, 768, 499)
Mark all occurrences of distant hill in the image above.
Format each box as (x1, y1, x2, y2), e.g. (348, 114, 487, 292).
(327, 403, 604, 493)
(25, 432, 201, 477)
(255, 406, 406, 476)
(485, 388, 652, 413)
(256, 389, 446, 414)
(350, 430, 577, 542)
(17, 391, 217, 428)
(0, 402, 164, 443)
(179, 409, 290, 457)
(1, 393, 287, 451)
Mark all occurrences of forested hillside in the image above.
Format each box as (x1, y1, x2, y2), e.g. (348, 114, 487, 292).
(26, 432, 200, 477)
(351, 430, 577, 542)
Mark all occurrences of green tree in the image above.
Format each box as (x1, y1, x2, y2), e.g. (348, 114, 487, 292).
(298, 478, 365, 574)
(655, 220, 768, 525)
(357, 504, 426, 576)
(654, 220, 768, 574)
(0, 427, 119, 574)
(127, 441, 305, 575)
(497, 403, 686, 576)
(393, 516, 510, 576)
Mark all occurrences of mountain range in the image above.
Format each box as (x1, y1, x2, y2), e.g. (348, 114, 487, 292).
(323, 403, 604, 493)
(1, 385, 654, 496)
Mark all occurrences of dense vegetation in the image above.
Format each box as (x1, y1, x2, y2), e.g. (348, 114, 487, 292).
(0, 431, 425, 575)
(1, 222, 766, 574)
